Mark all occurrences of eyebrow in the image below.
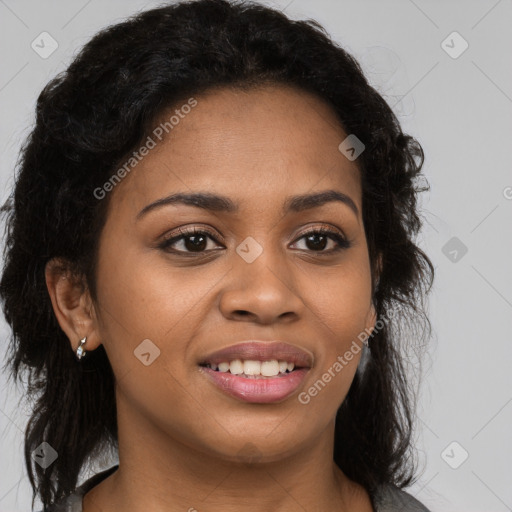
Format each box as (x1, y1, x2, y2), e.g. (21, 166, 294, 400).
(136, 189, 359, 220)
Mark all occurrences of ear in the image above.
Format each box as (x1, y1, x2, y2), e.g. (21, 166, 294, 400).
(367, 252, 382, 334)
(365, 300, 377, 335)
(45, 258, 102, 355)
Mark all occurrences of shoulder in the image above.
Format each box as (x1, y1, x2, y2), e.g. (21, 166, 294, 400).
(373, 483, 432, 512)
(33, 492, 83, 511)
(33, 464, 119, 512)
(32, 491, 83, 512)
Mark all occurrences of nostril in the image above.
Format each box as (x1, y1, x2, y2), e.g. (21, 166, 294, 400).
(234, 310, 251, 317)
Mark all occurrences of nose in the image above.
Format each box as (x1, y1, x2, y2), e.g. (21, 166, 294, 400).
(218, 250, 305, 325)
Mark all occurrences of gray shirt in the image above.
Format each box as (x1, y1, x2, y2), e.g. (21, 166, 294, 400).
(38, 465, 431, 511)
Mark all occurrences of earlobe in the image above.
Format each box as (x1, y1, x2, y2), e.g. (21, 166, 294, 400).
(44, 258, 102, 355)
(367, 302, 377, 335)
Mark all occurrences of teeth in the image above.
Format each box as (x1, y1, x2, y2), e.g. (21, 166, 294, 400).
(261, 360, 279, 377)
(218, 362, 230, 372)
(230, 360, 244, 375)
(243, 360, 261, 375)
(206, 358, 297, 376)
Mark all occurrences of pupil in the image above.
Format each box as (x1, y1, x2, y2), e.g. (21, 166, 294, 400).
(185, 235, 207, 252)
(306, 233, 327, 251)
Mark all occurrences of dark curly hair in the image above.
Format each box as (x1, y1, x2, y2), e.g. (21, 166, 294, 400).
(0, 0, 434, 510)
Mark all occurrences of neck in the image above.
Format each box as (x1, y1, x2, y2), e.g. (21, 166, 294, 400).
(84, 395, 372, 512)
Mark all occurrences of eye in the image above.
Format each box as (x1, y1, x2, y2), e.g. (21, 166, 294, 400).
(291, 225, 352, 254)
(159, 226, 223, 254)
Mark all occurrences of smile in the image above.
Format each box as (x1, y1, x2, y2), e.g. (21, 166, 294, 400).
(199, 341, 312, 403)
(204, 359, 296, 377)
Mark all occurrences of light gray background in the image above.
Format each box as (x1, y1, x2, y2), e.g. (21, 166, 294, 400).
(1, 1, 511, 511)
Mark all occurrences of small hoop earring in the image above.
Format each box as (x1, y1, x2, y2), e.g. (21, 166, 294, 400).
(76, 336, 87, 361)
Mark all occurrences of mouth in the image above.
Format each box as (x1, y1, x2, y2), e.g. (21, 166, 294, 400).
(201, 359, 299, 378)
(198, 341, 312, 403)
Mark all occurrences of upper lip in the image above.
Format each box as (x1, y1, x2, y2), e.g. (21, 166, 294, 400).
(200, 341, 313, 368)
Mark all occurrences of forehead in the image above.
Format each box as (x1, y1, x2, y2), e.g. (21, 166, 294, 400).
(108, 84, 362, 217)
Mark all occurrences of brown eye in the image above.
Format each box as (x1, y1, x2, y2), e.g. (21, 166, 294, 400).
(159, 227, 223, 254)
(291, 227, 351, 253)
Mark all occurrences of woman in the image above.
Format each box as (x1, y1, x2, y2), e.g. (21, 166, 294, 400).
(0, 0, 435, 510)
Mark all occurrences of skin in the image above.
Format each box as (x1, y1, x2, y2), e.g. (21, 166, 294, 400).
(46, 84, 379, 512)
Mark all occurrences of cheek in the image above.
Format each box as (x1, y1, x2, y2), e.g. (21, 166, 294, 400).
(296, 255, 372, 344)
(292, 257, 371, 406)
(93, 239, 224, 399)
(94, 246, 225, 443)
(297, 286, 367, 417)
(96, 245, 214, 341)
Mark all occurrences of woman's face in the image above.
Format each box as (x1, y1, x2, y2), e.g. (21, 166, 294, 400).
(90, 84, 376, 462)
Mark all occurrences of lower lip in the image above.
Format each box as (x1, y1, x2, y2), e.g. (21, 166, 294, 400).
(200, 367, 309, 403)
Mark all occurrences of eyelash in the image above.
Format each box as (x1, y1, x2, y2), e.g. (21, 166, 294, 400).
(158, 225, 352, 256)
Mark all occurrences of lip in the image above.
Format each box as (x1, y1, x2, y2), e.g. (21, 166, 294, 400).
(198, 341, 313, 404)
(199, 341, 313, 367)
(201, 367, 310, 403)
